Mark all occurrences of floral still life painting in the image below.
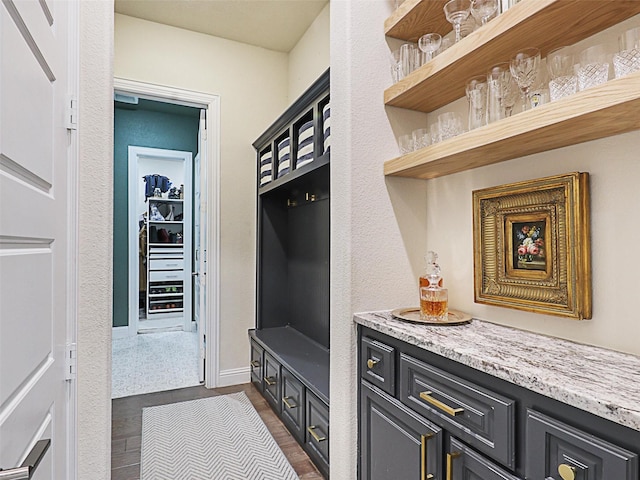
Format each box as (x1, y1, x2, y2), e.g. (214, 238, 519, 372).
(513, 222, 546, 271)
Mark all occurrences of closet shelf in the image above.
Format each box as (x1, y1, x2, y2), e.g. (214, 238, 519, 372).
(149, 293, 183, 299)
(384, 71, 640, 179)
(148, 220, 183, 225)
(384, 0, 640, 113)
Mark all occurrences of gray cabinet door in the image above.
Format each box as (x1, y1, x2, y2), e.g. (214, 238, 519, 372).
(250, 339, 263, 389)
(263, 351, 281, 413)
(361, 380, 443, 480)
(447, 437, 521, 480)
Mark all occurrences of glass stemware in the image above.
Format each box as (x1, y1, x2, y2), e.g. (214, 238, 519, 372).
(510, 47, 541, 112)
(418, 33, 442, 62)
(444, 0, 472, 43)
(470, 0, 498, 26)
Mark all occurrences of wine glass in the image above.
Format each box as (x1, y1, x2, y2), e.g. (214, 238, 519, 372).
(470, 0, 498, 26)
(418, 33, 442, 62)
(510, 48, 541, 112)
(444, 0, 472, 43)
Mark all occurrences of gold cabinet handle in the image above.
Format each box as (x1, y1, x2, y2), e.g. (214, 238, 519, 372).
(307, 425, 326, 442)
(421, 433, 434, 480)
(558, 464, 577, 480)
(367, 358, 379, 369)
(263, 376, 276, 386)
(282, 396, 297, 409)
(250, 360, 260, 368)
(419, 391, 464, 417)
(446, 452, 460, 480)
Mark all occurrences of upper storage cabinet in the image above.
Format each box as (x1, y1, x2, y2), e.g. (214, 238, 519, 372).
(254, 69, 330, 349)
(384, 0, 640, 179)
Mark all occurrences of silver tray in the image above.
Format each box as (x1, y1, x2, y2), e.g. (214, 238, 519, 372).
(391, 307, 472, 326)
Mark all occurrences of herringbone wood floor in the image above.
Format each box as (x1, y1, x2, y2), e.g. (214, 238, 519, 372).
(111, 383, 323, 480)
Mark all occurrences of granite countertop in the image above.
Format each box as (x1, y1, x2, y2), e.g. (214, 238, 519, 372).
(354, 310, 640, 432)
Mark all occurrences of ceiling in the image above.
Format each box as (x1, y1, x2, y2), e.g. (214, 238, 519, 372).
(114, 0, 328, 53)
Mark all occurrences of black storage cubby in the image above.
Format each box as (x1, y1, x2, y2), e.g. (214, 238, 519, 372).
(250, 68, 330, 478)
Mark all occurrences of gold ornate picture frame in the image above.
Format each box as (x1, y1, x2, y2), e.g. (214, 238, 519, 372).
(473, 172, 591, 319)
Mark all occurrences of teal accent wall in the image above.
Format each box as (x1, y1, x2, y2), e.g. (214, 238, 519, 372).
(113, 101, 200, 328)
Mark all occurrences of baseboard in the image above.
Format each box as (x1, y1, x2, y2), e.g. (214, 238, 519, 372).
(112, 326, 130, 339)
(218, 367, 250, 387)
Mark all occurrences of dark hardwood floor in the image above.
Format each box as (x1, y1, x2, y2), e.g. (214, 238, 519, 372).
(112, 383, 324, 480)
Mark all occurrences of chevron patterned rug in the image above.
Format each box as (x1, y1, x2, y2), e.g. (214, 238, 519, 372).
(140, 392, 299, 480)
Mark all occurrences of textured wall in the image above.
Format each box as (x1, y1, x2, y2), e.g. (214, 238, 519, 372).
(114, 14, 289, 373)
(288, 2, 330, 105)
(329, 1, 430, 477)
(113, 106, 199, 327)
(78, 1, 113, 478)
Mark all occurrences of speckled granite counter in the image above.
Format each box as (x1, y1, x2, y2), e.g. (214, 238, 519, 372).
(354, 310, 640, 432)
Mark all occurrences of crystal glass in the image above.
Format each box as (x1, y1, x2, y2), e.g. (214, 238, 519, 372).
(471, 0, 498, 26)
(443, 0, 472, 43)
(389, 48, 404, 83)
(466, 76, 487, 130)
(547, 46, 577, 101)
(430, 123, 440, 144)
(398, 133, 414, 154)
(577, 44, 610, 91)
(486, 63, 518, 122)
(510, 47, 541, 112)
(438, 111, 464, 141)
(412, 128, 430, 150)
(418, 33, 442, 62)
(614, 27, 640, 79)
(400, 43, 419, 78)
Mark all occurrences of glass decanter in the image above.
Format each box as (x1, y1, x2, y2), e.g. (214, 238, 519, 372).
(420, 263, 448, 322)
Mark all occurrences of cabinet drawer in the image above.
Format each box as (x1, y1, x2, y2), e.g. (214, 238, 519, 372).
(149, 258, 184, 270)
(525, 409, 638, 480)
(400, 353, 515, 469)
(250, 339, 263, 389)
(281, 368, 306, 442)
(306, 390, 329, 478)
(263, 352, 281, 414)
(360, 336, 395, 396)
(149, 270, 184, 282)
(361, 380, 442, 480)
(447, 436, 520, 480)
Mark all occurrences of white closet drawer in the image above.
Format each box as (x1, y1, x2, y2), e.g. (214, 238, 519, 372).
(149, 246, 184, 256)
(149, 270, 184, 282)
(150, 258, 184, 271)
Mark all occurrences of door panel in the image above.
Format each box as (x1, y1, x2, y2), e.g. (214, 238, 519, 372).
(0, 0, 73, 478)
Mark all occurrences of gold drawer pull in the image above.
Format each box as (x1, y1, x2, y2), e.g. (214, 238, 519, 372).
(263, 376, 276, 386)
(367, 358, 379, 369)
(250, 360, 260, 368)
(282, 396, 297, 409)
(446, 452, 460, 480)
(558, 464, 576, 480)
(421, 433, 434, 480)
(419, 391, 464, 417)
(307, 425, 326, 443)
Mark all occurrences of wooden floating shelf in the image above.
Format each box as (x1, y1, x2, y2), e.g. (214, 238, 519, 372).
(384, 0, 640, 113)
(384, 72, 640, 179)
(385, 0, 450, 42)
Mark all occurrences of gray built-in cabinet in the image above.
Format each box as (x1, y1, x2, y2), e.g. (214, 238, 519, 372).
(358, 325, 640, 480)
(248, 69, 330, 478)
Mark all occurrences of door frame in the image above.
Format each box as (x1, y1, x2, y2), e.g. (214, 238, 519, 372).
(114, 77, 221, 388)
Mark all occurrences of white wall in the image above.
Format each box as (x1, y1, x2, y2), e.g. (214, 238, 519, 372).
(330, 2, 640, 476)
(288, 2, 330, 103)
(330, 1, 429, 478)
(114, 14, 289, 375)
(78, 1, 114, 479)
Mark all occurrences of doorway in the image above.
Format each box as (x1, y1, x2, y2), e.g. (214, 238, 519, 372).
(112, 79, 221, 397)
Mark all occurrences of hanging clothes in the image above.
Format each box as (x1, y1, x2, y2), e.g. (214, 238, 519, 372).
(143, 174, 171, 198)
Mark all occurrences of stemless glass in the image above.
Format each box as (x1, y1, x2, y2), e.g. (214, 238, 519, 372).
(413, 128, 431, 150)
(398, 134, 414, 154)
(418, 33, 442, 62)
(466, 76, 487, 130)
(438, 112, 464, 141)
(547, 46, 577, 101)
(471, 0, 498, 26)
(577, 44, 610, 91)
(510, 47, 541, 112)
(614, 27, 640, 79)
(444, 0, 472, 43)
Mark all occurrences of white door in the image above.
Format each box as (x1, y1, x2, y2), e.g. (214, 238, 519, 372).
(0, 0, 75, 479)
(195, 110, 207, 383)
